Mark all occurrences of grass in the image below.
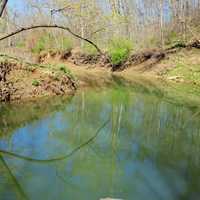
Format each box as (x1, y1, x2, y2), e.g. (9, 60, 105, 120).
(166, 50, 200, 83)
(168, 63, 200, 81)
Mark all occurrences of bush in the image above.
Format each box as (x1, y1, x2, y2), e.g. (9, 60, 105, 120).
(108, 37, 133, 65)
(165, 31, 184, 46)
(32, 80, 40, 87)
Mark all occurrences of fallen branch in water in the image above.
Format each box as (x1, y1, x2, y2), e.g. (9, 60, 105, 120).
(0, 119, 110, 163)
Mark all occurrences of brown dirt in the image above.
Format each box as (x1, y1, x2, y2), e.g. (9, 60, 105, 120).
(0, 60, 76, 102)
(1, 40, 200, 103)
(38, 40, 200, 74)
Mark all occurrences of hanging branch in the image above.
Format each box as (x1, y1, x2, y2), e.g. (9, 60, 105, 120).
(0, 24, 104, 55)
(0, 0, 8, 17)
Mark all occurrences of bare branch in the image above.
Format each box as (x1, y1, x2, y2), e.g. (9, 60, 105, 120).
(0, 0, 8, 17)
(51, 5, 73, 15)
(0, 24, 103, 55)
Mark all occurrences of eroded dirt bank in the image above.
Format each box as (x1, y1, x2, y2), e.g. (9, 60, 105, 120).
(1, 40, 200, 103)
(0, 57, 76, 102)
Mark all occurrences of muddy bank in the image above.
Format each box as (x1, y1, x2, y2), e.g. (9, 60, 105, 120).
(1, 39, 200, 103)
(38, 40, 200, 73)
(0, 57, 77, 102)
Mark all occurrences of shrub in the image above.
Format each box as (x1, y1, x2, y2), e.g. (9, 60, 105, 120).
(32, 80, 40, 87)
(59, 64, 67, 73)
(165, 31, 184, 46)
(108, 37, 133, 65)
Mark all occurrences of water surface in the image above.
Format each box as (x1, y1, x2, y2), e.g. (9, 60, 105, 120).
(0, 86, 200, 200)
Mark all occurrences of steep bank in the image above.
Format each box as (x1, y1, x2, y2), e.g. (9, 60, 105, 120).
(0, 56, 77, 102)
(1, 44, 200, 104)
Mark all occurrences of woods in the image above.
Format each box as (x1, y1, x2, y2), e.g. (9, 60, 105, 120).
(0, 0, 200, 102)
(0, 0, 200, 50)
(1, 2, 200, 199)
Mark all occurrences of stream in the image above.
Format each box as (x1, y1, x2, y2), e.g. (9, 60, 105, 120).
(0, 86, 200, 200)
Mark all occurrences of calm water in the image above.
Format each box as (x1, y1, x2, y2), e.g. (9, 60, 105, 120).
(0, 86, 200, 200)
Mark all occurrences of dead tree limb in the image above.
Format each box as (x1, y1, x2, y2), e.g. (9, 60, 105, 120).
(0, 24, 104, 55)
(0, 0, 8, 17)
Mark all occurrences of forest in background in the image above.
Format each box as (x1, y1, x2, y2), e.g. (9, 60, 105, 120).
(1, 0, 200, 102)
(0, 0, 200, 53)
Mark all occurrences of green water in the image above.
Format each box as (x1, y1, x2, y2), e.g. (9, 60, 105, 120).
(0, 86, 200, 200)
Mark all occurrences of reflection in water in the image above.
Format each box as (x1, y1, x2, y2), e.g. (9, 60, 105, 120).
(0, 87, 200, 200)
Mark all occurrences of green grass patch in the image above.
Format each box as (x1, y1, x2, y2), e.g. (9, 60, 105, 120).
(167, 61, 200, 82)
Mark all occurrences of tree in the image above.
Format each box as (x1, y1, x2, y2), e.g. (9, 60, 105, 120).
(0, 0, 8, 17)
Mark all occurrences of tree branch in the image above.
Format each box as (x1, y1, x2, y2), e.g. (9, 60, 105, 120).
(0, 0, 8, 17)
(0, 24, 103, 55)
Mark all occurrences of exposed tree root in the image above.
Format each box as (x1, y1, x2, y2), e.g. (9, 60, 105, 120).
(112, 39, 200, 71)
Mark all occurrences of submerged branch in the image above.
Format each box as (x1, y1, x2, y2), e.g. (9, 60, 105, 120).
(0, 24, 103, 55)
(0, 119, 110, 163)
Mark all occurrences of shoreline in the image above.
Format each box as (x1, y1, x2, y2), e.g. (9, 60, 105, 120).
(1, 47, 200, 106)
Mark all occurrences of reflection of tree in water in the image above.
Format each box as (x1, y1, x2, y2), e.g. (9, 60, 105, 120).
(0, 96, 73, 138)
(0, 88, 200, 199)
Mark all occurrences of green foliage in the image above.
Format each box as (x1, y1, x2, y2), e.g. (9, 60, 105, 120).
(59, 64, 67, 73)
(56, 64, 76, 81)
(108, 37, 133, 65)
(31, 33, 73, 54)
(32, 80, 40, 87)
(165, 31, 183, 46)
(171, 42, 186, 48)
(31, 34, 50, 53)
